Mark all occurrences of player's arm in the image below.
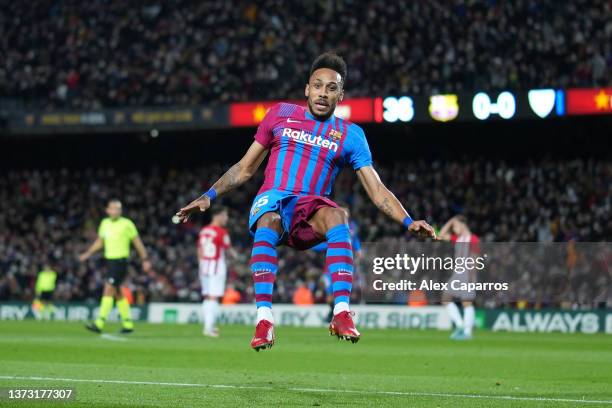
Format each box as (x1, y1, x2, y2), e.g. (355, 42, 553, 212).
(35, 274, 42, 296)
(438, 217, 457, 241)
(356, 166, 436, 239)
(225, 234, 239, 259)
(176, 141, 268, 222)
(132, 235, 152, 272)
(79, 237, 103, 262)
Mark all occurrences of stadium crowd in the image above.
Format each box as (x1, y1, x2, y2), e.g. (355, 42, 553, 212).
(1, 158, 609, 305)
(2, 0, 611, 110)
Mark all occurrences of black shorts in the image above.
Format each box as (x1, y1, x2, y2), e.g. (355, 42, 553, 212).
(105, 258, 128, 287)
(39, 291, 53, 301)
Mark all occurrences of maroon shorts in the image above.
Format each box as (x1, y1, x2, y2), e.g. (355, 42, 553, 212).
(285, 195, 339, 250)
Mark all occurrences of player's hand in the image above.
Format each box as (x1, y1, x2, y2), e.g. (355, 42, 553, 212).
(176, 195, 210, 223)
(408, 220, 438, 240)
(78, 253, 89, 262)
(142, 259, 152, 272)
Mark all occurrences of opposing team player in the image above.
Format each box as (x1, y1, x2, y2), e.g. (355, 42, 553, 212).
(198, 207, 234, 337)
(439, 215, 480, 340)
(176, 52, 436, 351)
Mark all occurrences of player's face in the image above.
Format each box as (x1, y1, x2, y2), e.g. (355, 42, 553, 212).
(305, 68, 344, 120)
(106, 202, 122, 219)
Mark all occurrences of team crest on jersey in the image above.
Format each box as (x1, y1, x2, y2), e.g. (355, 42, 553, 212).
(329, 129, 343, 140)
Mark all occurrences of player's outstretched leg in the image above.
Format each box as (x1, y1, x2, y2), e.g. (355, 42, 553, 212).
(86, 288, 114, 333)
(202, 296, 221, 337)
(326, 224, 360, 343)
(249, 216, 281, 351)
(446, 301, 464, 340)
(116, 295, 134, 334)
(311, 208, 360, 343)
(457, 301, 475, 340)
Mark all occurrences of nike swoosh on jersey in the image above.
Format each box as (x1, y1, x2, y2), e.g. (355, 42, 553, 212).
(286, 118, 301, 123)
(254, 271, 271, 277)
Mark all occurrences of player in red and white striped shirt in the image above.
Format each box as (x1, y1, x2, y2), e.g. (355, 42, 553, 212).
(439, 215, 480, 340)
(198, 207, 233, 337)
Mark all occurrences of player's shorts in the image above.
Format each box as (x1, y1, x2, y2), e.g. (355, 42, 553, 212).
(105, 258, 128, 288)
(446, 269, 477, 301)
(39, 291, 53, 301)
(199, 261, 227, 297)
(248, 189, 339, 250)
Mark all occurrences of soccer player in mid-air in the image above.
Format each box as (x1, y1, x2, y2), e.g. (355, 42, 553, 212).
(176, 52, 436, 351)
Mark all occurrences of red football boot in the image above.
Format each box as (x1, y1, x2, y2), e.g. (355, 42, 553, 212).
(329, 311, 361, 343)
(250, 319, 275, 351)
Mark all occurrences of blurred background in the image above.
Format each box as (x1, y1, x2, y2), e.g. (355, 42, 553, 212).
(0, 0, 610, 309)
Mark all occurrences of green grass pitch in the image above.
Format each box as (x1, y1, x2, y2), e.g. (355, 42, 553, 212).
(0, 320, 611, 407)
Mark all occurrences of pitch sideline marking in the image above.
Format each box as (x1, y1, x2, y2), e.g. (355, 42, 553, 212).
(0, 375, 610, 405)
(100, 334, 128, 342)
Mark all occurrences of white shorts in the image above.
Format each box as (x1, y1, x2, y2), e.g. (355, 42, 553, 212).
(446, 269, 477, 301)
(199, 260, 227, 297)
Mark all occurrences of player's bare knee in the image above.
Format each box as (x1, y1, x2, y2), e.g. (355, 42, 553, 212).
(323, 207, 348, 230)
(310, 207, 348, 235)
(257, 212, 282, 232)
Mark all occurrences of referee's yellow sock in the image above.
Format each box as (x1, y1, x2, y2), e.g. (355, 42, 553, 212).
(116, 298, 133, 329)
(95, 296, 114, 329)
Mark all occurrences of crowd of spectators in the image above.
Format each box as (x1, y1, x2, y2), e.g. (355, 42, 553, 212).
(2, 0, 611, 110)
(1, 158, 609, 305)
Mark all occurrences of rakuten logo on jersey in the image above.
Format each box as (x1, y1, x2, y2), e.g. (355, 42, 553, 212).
(281, 128, 338, 152)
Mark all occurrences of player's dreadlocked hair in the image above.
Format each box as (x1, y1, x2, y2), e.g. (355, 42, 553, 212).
(309, 52, 347, 84)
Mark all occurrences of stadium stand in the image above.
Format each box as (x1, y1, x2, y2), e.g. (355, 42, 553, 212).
(1, 159, 609, 303)
(1, 0, 611, 109)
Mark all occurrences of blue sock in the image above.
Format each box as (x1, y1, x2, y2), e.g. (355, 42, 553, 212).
(325, 224, 353, 307)
(251, 228, 280, 309)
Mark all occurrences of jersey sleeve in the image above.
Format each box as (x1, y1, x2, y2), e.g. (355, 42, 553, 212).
(253, 104, 280, 149)
(97, 220, 106, 238)
(126, 219, 139, 240)
(222, 231, 231, 248)
(35, 274, 43, 294)
(346, 125, 373, 170)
